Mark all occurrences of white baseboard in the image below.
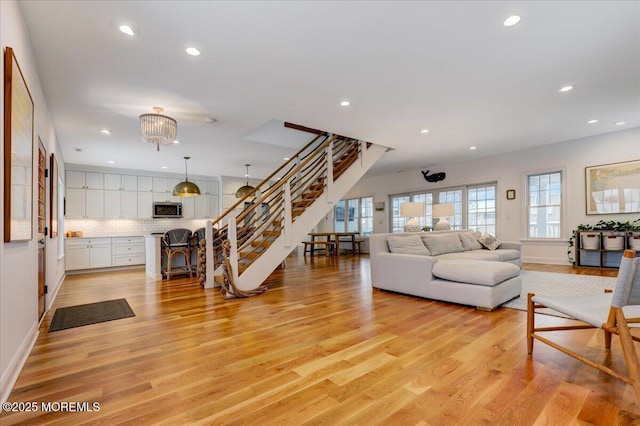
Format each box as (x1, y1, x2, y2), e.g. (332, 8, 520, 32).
(522, 256, 570, 265)
(0, 321, 39, 404)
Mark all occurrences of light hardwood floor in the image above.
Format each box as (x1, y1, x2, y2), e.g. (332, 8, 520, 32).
(1, 254, 638, 425)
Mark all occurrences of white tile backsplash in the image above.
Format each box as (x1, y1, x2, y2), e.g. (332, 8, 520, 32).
(64, 219, 209, 237)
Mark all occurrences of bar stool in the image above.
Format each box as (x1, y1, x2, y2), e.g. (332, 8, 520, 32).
(162, 228, 193, 279)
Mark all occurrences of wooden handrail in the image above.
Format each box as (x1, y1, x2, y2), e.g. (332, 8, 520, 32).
(211, 133, 327, 224)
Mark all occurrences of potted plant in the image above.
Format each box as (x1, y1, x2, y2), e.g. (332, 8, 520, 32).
(567, 218, 640, 265)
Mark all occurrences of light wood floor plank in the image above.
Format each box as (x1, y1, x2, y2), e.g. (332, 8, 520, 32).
(1, 256, 638, 425)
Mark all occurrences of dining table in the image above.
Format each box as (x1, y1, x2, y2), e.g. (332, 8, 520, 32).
(307, 231, 360, 256)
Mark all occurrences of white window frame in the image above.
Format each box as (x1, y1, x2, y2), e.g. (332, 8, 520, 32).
(525, 168, 566, 240)
(333, 196, 373, 235)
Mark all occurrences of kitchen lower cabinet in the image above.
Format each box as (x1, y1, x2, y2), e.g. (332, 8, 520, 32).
(65, 238, 112, 270)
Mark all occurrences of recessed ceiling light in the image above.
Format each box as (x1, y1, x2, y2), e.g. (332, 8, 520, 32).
(119, 25, 135, 36)
(559, 85, 573, 93)
(469, 146, 477, 150)
(107, 160, 115, 164)
(161, 166, 168, 169)
(100, 129, 112, 135)
(587, 119, 598, 124)
(204, 117, 217, 123)
(340, 100, 350, 107)
(284, 157, 290, 161)
(503, 15, 521, 27)
(186, 47, 200, 56)
(173, 140, 180, 144)
(420, 129, 429, 134)
(615, 121, 626, 126)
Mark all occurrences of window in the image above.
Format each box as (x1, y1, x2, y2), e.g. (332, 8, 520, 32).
(334, 196, 373, 235)
(390, 182, 497, 233)
(528, 171, 562, 238)
(467, 185, 496, 235)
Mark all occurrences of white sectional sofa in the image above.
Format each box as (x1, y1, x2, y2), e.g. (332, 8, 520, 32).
(369, 230, 522, 310)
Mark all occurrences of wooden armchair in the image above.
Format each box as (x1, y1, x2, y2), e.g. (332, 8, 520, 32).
(527, 250, 640, 400)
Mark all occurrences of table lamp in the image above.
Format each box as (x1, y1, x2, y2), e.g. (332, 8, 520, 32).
(433, 203, 455, 230)
(400, 201, 424, 232)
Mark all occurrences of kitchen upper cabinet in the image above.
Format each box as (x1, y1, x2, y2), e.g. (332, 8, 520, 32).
(182, 197, 195, 219)
(138, 176, 153, 192)
(105, 173, 138, 191)
(137, 192, 153, 219)
(105, 190, 137, 219)
(66, 187, 104, 219)
(66, 171, 103, 189)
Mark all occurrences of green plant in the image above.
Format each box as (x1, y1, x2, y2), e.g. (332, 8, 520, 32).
(567, 218, 640, 265)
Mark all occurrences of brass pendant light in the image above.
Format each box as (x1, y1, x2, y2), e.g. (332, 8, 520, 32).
(173, 156, 201, 197)
(235, 164, 255, 198)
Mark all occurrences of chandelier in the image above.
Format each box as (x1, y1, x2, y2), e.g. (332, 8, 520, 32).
(235, 164, 256, 198)
(139, 106, 177, 151)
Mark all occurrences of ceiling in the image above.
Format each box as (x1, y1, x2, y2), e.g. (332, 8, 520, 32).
(18, 1, 640, 180)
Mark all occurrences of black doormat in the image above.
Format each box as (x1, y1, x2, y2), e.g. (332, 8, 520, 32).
(48, 298, 135, 332)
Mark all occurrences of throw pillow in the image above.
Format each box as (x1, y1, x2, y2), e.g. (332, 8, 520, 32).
(420, 233, 464, 256)
(478, 232, 502, 251)
(387, 235, 431, 256)
(459, 231, 483, 251)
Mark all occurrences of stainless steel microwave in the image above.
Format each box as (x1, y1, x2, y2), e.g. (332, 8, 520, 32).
(153, 202, 183, 218)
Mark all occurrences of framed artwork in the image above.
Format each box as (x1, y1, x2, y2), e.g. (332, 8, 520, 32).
(50, 153, 58, 238)
(4, 47, 35, 242)
(585, 159, 640, 215)
(506, 189, 516, 200)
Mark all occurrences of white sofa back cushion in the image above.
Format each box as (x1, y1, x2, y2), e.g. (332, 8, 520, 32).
(387, 235, 431, 256)
(421, 233, 464, 256)
(459, 231, 483, 251)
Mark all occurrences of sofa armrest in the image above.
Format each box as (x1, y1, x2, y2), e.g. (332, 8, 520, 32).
(370, 253, 438, 292)
(500, 241, 521, 251)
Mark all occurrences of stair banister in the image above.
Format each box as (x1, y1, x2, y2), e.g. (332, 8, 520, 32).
(283, 180, 293, 247)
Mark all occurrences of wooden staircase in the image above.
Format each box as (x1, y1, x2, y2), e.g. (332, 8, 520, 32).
(201, 126, 388, 293)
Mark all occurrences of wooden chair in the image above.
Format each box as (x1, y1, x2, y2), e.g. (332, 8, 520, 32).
(527, 250, 640, 400)
(162, 228, 193, 279)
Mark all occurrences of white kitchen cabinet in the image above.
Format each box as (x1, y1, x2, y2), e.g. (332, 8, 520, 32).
(112, 236, 145, 266)
(65, 238, 112, 270)
(105, 190, 138, 218)
(85, 189, 105, 218)
(138, 176, 154, 192)
(66, 170, 86, 189)
(182, 197, 195, 219)
(105, 174, 138, 191)
(66, 187, 104, 219)
(137, 192, 153, 219)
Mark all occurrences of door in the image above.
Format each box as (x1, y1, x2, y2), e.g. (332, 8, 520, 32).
(37, 140, 47, 320)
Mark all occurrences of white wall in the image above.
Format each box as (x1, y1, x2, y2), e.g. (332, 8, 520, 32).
(344, 127, 640, 264)
(1, 0, 66, 402)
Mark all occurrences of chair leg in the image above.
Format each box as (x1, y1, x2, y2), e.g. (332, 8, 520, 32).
(527, 293, 535, 355)
(185, 249, 193, 277)
(615, 309, 640, 401)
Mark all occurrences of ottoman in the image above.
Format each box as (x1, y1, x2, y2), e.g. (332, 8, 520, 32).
(431, 260, 522, 310)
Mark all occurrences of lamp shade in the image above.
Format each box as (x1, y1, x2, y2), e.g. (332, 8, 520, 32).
(172, 180, 201, 197)
(172, 156, 201, 197)
(139, 107, 177, 151)
(400, 201, 424, 218)
(235, 164, 255, 198)
(432, 203, 454, 218)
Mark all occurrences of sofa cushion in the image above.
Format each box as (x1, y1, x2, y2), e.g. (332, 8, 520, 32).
(421, 233, 464, 256)
(459, 231, 483, 251)
(492, 249, 521, 262)
(478, 233, 502, 250)
(436, 251, 500, 261)
(387, 235, 430, 256)
(433, 260, 520, 287)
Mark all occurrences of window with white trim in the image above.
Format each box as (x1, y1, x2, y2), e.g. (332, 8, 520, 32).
(334, 196, 373, 235)
(527, 171, 562, 238)
(390, 182, 497, 233)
